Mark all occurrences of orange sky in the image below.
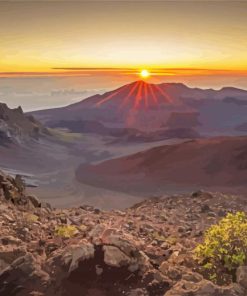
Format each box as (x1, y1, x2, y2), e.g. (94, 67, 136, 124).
(1, 1, 247, 75)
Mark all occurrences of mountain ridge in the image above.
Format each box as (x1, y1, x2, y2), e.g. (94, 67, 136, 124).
(29, 81, 247, 135)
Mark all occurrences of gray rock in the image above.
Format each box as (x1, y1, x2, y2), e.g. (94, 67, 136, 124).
(27, 195, 41, 208)
(103, 245, 131, 267)
(62, 243, 95, 273)
(236, 266, 247, 290)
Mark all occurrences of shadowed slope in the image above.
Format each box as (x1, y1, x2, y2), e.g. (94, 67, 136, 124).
(76, 136, 247, 194)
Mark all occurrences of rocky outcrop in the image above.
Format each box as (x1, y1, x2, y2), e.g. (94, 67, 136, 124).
(0, 170, 247, 295)
(0, 102, 49, 145)
(0, 171, 42, 207)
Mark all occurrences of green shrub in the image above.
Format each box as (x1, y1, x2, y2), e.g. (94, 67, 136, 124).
(194, 212, 247, 284)
(55, 225, 77, 238)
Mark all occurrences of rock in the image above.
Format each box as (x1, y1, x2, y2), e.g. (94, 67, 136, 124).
(1, 213, 15, 223)
(0, 258, 9, 273)
(191, 190, 213, 199)
(45, 239, 61, 255)
(95, 264, 103, 276)
(167, 266, 182, 281)
(14, 175, 25, 193)
(61, 243, 95, 273)
(236, 266, 247, 290)
(218, 209, 227, 217)
(161, 242, 170, 250)
(219, 283, 246, 296)
(0, 253, 49, 295)
(89, 224, 106, 244)
(0, 172, 247, 296)
(191, 190, 205, 198)
(1, 236, 22, 246)
(200, 204, 211, 213)
(0, 246, 27, 269)
(164, 279, 218, 296)
(147, 279, 170, 295)
(103, 245, 131, 267)
(27, 195, 41, 208)
(40, 201, 52, 210)
(94, 208, 101, 214)
(80, 205, 95, 211)
(182, 272, 203, 283)
(196, 280, 218, 294)
(127, 288, 148, 296)
(207, 211, 217, 218)
(59, 216, 68, 224)
(178, 226, 185, 233)
(102, 234, 137, 257)
(160, 262, 182, 281)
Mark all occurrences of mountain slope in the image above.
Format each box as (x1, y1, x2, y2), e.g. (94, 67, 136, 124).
(0, 172, 247, 296)
(76, 136, 247, 194)
(30, 81, 247, 135)
(1, 170, 247, 296)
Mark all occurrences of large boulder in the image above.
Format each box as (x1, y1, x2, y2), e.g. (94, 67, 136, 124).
(103, 245, 131, 267)
(0, 171, 25, 205)
(164, 279, 217, 296)
(0, 253, 49, 296)
(164, 279, 246, 296)
(61, 242, 95, 273)
(0, 245, 27, 273)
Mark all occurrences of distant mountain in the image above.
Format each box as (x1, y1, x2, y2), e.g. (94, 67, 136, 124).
(30, 81, 247, 136)
(76, 136, 247, 194)
(0, 103, 49, 145)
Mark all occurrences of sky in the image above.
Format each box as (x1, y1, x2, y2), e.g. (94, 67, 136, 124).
(0, 0, 247, 110)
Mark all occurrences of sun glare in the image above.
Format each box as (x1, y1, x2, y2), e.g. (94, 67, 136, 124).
(140, 69, 150, 79)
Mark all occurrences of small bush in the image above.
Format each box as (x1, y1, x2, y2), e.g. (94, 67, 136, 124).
(55, 225, 77, 238)
(194, 212, 247, 284)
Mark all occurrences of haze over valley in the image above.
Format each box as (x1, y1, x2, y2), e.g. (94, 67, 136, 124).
(0, 80, 246, 209)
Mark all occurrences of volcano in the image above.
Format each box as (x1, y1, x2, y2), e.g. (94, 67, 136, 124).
(30, 81, 247, 135)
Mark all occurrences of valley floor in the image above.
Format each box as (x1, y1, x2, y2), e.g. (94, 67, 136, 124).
(0, 133, 188, 209)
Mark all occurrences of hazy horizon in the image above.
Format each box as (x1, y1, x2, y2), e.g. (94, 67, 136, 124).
(1, 74, 247, 111)
(1, 0, 247, 110)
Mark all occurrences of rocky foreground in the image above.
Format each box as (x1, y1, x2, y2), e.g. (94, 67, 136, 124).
(0, 171, 247, 296)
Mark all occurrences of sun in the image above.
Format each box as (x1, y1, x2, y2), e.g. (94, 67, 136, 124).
(140, 69, 150, 79)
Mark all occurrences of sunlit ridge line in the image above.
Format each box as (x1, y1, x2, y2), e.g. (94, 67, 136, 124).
(143, 82, 149, 108)
(94, 80, 174, 110)
(119, 82, 139, 110)
(134, 81, 144, 109)
(95, 84, 128, 106)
